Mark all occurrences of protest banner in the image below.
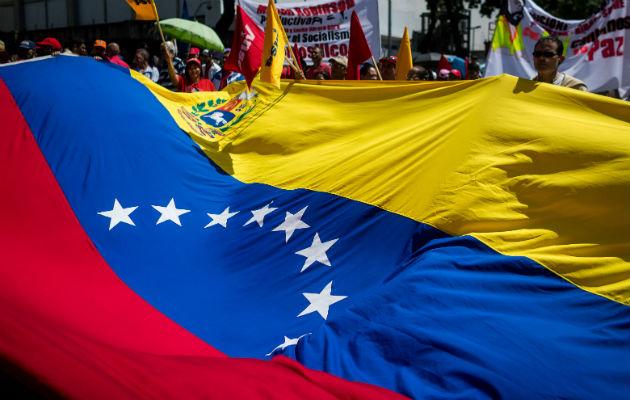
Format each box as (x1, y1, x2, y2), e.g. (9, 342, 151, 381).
(485, 0, 630, 93)
(240, 0, 380, 63)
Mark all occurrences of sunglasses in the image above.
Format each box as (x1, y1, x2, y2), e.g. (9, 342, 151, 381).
(532, 51, 558, 58)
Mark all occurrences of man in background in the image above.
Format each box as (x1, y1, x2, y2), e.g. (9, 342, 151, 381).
(106, 43, 129, 68)
(531, 36, 587, 91)
(329, 56, 347, 80)
(378, 56, 397, 80)
(158, 41, 185, 91)
(305, 47, 331, 79)
(17, 40, 36, 61)
(91, 39, 106, 60)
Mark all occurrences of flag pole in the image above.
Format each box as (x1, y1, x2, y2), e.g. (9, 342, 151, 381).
(273, 6, 304, 79)
(282, 36, 304, 79)
(370, 55, 383, 80)
(151, 1, 167, 45)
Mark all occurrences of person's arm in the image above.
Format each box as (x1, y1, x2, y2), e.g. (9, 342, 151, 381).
(161, 43, 179, 88)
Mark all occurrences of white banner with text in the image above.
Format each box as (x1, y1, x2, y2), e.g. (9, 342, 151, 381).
(239, 0, 380, 64)
(485, 0, 629, 92)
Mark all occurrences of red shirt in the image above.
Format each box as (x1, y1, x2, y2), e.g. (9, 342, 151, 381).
(305, 63, 331, 79)
(176, 75, 216, 93)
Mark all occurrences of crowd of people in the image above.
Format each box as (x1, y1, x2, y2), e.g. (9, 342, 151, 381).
(0, 36, 243, 93)
(0, 35, 588, 94)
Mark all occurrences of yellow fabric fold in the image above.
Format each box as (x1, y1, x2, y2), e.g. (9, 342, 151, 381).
(133, 70, 630, 305)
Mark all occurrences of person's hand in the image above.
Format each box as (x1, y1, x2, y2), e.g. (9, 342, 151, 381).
(160, 43, 171, 60)
(52, 50, 61, 57)
(93, 55, 103, 61)
(295, 69, 306, 80)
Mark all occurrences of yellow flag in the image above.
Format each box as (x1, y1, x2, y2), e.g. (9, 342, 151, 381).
(260, 0, 288, 87)
(125, 0, 159, 21)
(395, 27, 413, 80)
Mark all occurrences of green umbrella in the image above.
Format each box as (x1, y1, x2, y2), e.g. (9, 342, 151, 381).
(157, 18, 224, 52)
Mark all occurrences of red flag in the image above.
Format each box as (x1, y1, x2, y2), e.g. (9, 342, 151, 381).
(347, 11, 373, 80)
(224, 6, 265, 88)
(437, 54, 452, 73)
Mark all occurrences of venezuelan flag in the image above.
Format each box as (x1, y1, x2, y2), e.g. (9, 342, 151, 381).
(0, 55, 628, 399)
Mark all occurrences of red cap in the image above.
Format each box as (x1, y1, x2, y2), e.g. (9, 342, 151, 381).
(379, 56, 397, 65)
(36, 38, 61, 51)
(189, 47, 200, 55)
(186, 58, 201, 67)
(450, 69, 462, 79)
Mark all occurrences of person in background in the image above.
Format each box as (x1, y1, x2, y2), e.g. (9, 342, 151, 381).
(531, 36, 587, 91)
(449, 69, 462, 80)
(314, 70, 330, 80)
(360, 63, 379, 80)
(215, 47, 245, 90)
(437, 68, 450, 81)
(201, 49, 220, 80)
(91, 39, 106, 60)
(329, 56, 347, 80)
(71, 38, 87, 56)
(467, 63, 481, 79)
(106, 43, 129, 68)
(0, 40, 9, 64)
(36, 38, 61, 57)
(134, 48, 159, 82)
(378, 56, 397, 80)
(406, 66, 429, 80)
(158, 41, 185, 91)
(305, 47, 331, 79)
(163, 43, 215, 93)
(188, 47, 200, 60)
(17, 40, 36, 61)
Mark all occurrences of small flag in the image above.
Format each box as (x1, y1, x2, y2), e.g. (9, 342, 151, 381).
(347, 11, 373, 80)
(224, 6, 265, 89)
(395, 27, 413, 80)
(260, 0, 289, 87)
(125, 0, 158, 21)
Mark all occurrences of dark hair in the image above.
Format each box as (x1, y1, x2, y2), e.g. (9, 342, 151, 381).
(468, 62, 481, 72)
(535, 36, 563, 55)
(360, 63, 375, 77)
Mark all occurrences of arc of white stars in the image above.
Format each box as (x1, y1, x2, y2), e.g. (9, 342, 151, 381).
(295, 232, 338, 273)
(272, 206, 310, 242)
(205, 207, 239, 228)
(265, 333, 311, 357)
(244, 202, 277, 227)
(298, 281, 347, 320)
(152, 198, 190, 226)
(98, 198, 138, 230)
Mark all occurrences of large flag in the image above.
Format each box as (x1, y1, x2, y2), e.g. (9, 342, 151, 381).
(485, 0, 630, 92)
(1, 56, 629, 399)
(347, 10, 373, 80)
(395, 27, 412, 80)
(260, 0, 288, 87)
(224, 6, 265, 89)
(125, 0, 158, 20)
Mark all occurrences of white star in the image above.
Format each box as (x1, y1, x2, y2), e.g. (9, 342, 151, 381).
(295, 233, 338, 272)
(272, 206, 310, 242)
(298, 281, 347, 320)
(152, 198, 190, 226)
(244, 202, 278, 227)
(205, 207, 239, 228)
(265, 334, 310, 356)
(98, 199, 138, 230)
